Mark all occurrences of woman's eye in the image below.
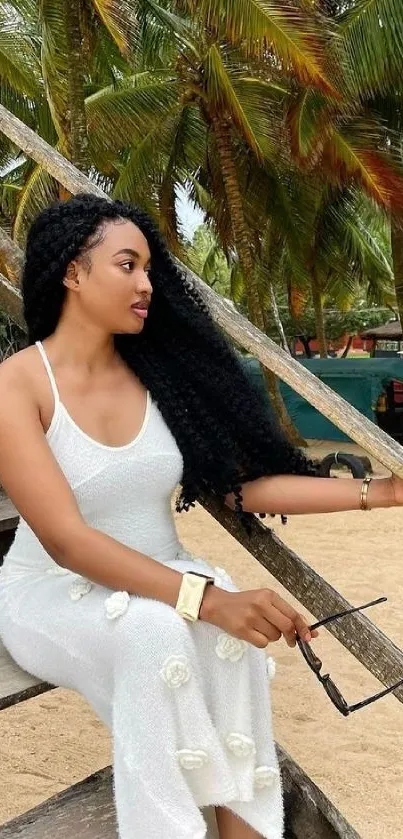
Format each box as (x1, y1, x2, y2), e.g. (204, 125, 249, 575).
(121, 261, 134, 272)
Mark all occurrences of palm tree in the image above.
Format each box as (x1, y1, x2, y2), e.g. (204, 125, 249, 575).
(80, 0, 337, 442)
(319, 0, 403, 329)
(3, 0, 400, 438)
(0, 0, 136, 230)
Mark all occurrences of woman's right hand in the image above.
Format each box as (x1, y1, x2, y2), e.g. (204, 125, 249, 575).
(200, 585, 318, 649)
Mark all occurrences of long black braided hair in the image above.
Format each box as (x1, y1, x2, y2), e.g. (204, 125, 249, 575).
(22, 193, 317, 533)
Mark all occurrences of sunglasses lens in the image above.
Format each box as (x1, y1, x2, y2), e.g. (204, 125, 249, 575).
(299, 640, 322, 673)
(324, 678, 348, 711)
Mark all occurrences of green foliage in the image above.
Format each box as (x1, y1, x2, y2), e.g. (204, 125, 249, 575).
(0, 311, 26, 360)
(184, 224, 232, 297)
(265, 289, 390, 347)
(1, 0, 403, 365)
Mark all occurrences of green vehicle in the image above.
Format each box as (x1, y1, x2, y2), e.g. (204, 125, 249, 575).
(240, 356, 403, 444)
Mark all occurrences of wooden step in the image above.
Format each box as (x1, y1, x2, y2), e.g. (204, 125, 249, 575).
(0, 638, 53, 711)
(0, 749, 360, 839)
(0, 767, 118, 839)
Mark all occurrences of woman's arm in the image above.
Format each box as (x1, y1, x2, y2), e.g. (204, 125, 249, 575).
(0, 361, 315, 647)
(0, 362, 186, 607)
(225, 473, 399, 515)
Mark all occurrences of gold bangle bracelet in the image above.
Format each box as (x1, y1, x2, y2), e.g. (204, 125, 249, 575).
(360, 476, 372, 511)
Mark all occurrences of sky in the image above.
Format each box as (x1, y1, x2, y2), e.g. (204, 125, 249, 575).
(176, 185, 204, 241)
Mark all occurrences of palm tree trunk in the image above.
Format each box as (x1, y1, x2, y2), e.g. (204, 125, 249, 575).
(64, 0, 90, 173)
(311, 268, 327, 358)
(211, 117, 262, 327)
(269, 282, 290, 353)
(341, 335, 353, 358)
(391, 211, 403, 329)
(211, 115, 305, 446)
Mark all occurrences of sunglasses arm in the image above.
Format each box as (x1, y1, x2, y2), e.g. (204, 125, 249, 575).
(348, 677, 403, 713)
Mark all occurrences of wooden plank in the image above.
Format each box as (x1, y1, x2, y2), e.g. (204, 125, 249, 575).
(278, 745, 361, 839)
(0, 229, 22, 284)
(0, 768, 118, 839)
(0, 102, 403, 477)
(0, 273, 25, 330)
(0, 639, 53, 711)
(0, 752, 360, 839)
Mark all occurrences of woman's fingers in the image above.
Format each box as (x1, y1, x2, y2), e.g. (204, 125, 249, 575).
(261, 606, 299, 647)
(251, 616, 282, 644)
(248, 629, 275, 649)
(266, 592, 314, 644)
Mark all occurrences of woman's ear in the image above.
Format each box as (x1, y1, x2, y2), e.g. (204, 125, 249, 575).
(63, 262, 80, 291)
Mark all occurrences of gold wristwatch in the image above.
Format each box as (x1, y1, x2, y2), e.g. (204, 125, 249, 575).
(175, 572, 215, 622)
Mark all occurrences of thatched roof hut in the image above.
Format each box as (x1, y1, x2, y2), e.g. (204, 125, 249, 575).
(361, 320, 402, 340)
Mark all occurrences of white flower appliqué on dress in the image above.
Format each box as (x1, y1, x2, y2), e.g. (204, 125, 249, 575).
(176, 749, 209, 770)
(46, 565, 70, 576)
(215, 633, 247, 662)
(254, 766, 278, 789)
(69, 577, 93, 601)
(105, 590, 130, 620)
(225, 733, 256, 758)
(160, 655, 191, 688)
(266, 656, 276, 680)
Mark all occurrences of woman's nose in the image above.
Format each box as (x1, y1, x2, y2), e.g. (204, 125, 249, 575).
(137, 270, 153, 293)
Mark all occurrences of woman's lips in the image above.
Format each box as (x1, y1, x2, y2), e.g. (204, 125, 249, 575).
(131, 306, 148, 319)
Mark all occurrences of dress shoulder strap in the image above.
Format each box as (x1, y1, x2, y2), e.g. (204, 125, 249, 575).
(35, 341, 60, 408)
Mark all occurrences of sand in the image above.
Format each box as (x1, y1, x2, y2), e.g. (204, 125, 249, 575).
(0, 441, 402, 839)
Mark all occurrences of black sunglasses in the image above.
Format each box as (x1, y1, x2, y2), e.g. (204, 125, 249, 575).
(296, 596, 403, 716)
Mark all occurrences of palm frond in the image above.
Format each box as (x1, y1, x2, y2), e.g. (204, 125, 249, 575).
(91, 0, 137, 55)
(132, 0, 197, 69)
(205, 45, 264, 158)
(287, 87, 330, 163)
(323, 124, 403, 209)
(231, 75, 290, 158)
(112, 109, 179, 203)
(339, 0, 403, 98)
(189, 0, 336, 94)
(0, 3, 41, 96)
(81, 4, 133, 86)
(13, 164, 59, 245)
(39, 0, 71, 135)
(86, 72, 180, 159)
(316, 188, 393, 306)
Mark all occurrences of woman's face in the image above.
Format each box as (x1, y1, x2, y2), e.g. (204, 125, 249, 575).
(67, 218, 153, 334)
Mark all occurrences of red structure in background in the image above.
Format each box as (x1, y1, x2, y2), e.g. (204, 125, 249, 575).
(295, 334, 372, 355)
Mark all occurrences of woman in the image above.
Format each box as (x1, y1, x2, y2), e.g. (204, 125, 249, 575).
(0, 193, 402, 839)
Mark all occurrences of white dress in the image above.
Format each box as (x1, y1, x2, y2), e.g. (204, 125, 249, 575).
(0, 340, 283, 839)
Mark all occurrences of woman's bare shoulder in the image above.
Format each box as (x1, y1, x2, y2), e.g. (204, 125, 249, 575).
(0, 345, 40, 394)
